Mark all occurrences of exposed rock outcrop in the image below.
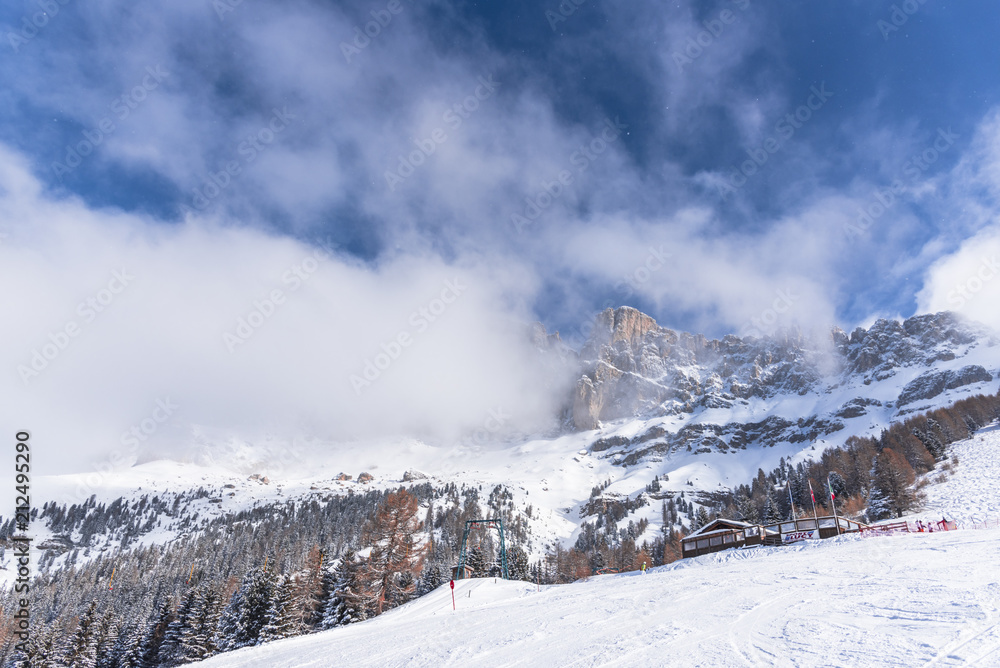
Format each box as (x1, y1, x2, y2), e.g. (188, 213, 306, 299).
(897, 365, 993, 406)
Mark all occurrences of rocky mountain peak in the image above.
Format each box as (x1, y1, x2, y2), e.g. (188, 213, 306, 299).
(566, 307, 997, 433)
(580, 307, 663, 358)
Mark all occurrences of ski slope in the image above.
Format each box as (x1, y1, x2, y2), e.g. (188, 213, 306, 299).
(199, 527, 1000, 667)
(915, 423, 1000, 527)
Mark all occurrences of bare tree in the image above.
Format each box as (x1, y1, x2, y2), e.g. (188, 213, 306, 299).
(358, 489, 426, 615)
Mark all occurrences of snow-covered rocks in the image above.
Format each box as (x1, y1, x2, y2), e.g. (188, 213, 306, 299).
(897, 365, 993, 406)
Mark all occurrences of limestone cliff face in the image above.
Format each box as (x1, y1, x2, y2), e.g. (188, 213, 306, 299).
(568, 307, 997, 430)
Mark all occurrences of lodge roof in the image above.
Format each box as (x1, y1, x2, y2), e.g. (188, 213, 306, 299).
(686, 517, 757, 538)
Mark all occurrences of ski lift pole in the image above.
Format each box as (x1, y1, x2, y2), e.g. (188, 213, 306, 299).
(108, 566, 116, 592)
(187, 563, 195, 585)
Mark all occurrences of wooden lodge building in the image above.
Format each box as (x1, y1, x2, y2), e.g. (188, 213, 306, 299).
(681, 516, 868, 559)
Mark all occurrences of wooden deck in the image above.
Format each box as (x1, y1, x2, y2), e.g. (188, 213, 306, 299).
(681, 515, 868, 558)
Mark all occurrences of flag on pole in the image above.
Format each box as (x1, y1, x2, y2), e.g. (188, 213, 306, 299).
(828, 474, 842, 535)
(808, 480, 816, 504)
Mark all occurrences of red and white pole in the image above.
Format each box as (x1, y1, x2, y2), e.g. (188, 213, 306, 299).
(450, 579, 455, 610)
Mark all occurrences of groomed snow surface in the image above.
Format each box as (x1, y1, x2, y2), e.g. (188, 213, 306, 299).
(202, 530, 1000, 667)
(197, 424, 1000, 667)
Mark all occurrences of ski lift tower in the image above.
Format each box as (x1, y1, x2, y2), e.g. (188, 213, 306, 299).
(455, 518, 509, 580)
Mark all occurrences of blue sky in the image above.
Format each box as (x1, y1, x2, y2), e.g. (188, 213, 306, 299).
(2, 0, 998, 334)
(3, 0, 1000, 469)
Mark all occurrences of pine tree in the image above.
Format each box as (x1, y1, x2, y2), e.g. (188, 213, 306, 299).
(390, 571, 417, 608)
(866, 484, 892, 522)
(507, 545, 530, 581)
(693, 506, 711, 530)
(735, 490, 759, 523)
(322, 552, 366, 629)
(137, 600, 174, 668)
(465, 546, 486, 577)
(93, 612, 121, 668)
(872, 448, 918, 517)
(105, 624, 144, 668)
(291, 546, 328, 631)
(589, 548, 606, 574)
(178, 585, 223, 663)
(10, 623, 63, 668)
(790, 466, 809, 511)
(417, 560, 448, 595)
(762, 492, 781, 524)
(217, 566, 275, 650)
(828, 471, 847, 505)
(261, 574, 299, 642)
(159, 589, 198, 665)
(64, 600, 100, 667)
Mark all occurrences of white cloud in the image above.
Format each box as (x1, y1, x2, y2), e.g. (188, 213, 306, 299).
(0, 146, 572, 475)
(917, 227, 1000, 330)
(916, 109, 1000, 331)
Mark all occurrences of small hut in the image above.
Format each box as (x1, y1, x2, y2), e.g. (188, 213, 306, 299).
(451, 564, 474, 580)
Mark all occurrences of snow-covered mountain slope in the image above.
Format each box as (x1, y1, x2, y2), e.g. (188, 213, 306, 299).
(191, 425, 1000, 667)
(913, 422, 1000, 526)
(196, 528, 1000, 667)
(11, 310, 998, 581)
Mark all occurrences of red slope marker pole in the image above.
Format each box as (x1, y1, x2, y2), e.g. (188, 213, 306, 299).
(450, 580, 455, 610)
